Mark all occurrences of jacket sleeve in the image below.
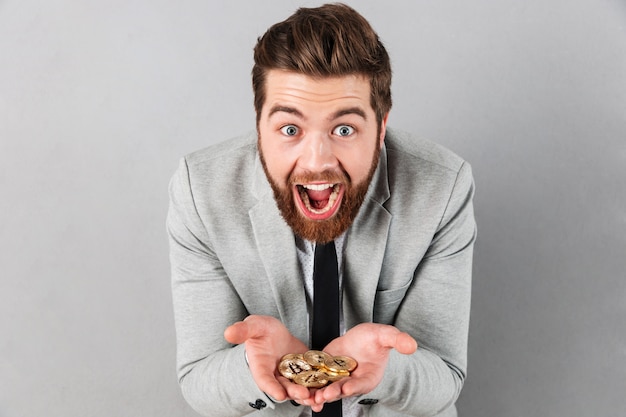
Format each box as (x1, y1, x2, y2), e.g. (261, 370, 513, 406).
(166, 158, 277, 416)
(361, 161, 477, 417)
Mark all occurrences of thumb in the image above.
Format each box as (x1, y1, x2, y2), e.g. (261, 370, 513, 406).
(395, 332, 418, 355)
(224, 321, 252, 345)
(224, 320, 249, 345)
(378, 327, 418, 355)
(224, 315, 275, 345)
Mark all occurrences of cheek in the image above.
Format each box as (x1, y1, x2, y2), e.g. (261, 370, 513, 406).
(339, 146, 377, 183)
(260, 141, 295, 185)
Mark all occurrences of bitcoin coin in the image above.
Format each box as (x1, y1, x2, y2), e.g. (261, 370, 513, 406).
(293, 370, 329, 388)
(324, 355, 357, 373)
(321, 369, 350, 382)
(278, 357, 312, 379)
(280, 353, 304, 362)
(278, 351, 358, 387)
(303, 350, 331, 368)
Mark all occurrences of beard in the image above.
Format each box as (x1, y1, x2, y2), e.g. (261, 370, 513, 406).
(258, 137, 381, 244)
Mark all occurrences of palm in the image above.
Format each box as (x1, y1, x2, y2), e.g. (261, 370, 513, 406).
(224, 315, 309, 402)
(315, 323, 417, 402)
(245, 325, 308, 377)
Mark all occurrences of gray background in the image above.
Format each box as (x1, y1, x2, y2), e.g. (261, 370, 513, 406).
(1, 0, 624, 416)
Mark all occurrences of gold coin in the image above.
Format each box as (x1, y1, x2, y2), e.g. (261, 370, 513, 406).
(294, 370, 329, 388)
(322, 369, 350, 382)
(280, 353, 304, 362)
(324, 355, 357, 373)
(303, 350, 331, 368)
(279, 358, 312, 380)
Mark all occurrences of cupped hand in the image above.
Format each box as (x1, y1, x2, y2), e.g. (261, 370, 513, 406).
(224, 315, 310, 402)
(311, 323, 417, 407)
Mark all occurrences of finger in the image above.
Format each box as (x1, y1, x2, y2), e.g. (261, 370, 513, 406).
(258, 378, 288, 402)
(223, 321, 248, 344)
(310, 402, 325, 413)
(278, 377, 311, 401)
(315, 379, 346, 403)
(253, 370, 289, 402)
(339, 373, 378, 397)
(299, 393, 317, 407)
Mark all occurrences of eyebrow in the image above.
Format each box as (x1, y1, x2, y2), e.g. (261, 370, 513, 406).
(328, 107, 367, 121)
(267, 105, 367, 121)
(268, 105, 304, 119)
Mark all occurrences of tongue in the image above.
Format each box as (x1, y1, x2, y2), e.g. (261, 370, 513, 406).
(306, 188, 332, 209)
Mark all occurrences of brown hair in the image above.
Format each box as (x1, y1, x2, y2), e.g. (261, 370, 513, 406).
(252, 3, 392, 125)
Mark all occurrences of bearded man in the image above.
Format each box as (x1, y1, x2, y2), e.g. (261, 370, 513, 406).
(167, 4, 476, 417)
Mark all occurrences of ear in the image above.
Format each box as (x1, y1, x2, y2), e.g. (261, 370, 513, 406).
(378, 113, 390, 148)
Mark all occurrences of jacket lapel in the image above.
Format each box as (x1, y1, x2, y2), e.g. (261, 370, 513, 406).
(343, 145, 392, 329)
(249, 154, 309, 343)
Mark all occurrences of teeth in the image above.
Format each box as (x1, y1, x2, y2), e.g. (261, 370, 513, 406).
(303, 183, 334, 191)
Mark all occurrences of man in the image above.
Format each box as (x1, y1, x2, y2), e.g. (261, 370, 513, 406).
(167, 4, 476, 417)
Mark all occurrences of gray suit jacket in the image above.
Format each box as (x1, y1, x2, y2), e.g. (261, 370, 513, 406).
(167, 128, 476, 417)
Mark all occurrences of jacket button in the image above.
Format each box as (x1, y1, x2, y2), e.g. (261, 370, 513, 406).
(249, 399, 267, 409)
(358, 398, 379, 405)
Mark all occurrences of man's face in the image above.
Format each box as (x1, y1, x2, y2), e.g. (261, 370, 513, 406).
(258, 70, 388, 243)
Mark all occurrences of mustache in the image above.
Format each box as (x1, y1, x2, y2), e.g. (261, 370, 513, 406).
(288, 169, 350, 186)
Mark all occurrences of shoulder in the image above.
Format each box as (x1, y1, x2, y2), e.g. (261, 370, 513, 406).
(183, 131, 258, 174)
(376, 129, 475, 258)
(382, 128, 472, 195)
(169, 131, 261, 214)
(383, 127, 466, 174)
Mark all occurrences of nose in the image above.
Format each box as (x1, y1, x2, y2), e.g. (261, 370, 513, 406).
(298, 132, 338, 172)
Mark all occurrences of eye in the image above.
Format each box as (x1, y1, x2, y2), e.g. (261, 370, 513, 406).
(333, 125, 355, 137)
(280, 125, 299, 136)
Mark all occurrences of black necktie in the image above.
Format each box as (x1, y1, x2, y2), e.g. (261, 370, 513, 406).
(312, 241, 342, 417)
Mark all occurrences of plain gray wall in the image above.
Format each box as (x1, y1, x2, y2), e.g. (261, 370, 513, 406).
(1, 0, 624, 416)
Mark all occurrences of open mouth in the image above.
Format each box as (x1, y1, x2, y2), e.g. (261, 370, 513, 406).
(294, 182, 344, 220)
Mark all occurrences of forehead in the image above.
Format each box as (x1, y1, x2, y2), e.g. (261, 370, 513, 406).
(262, 70, 372, 116)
